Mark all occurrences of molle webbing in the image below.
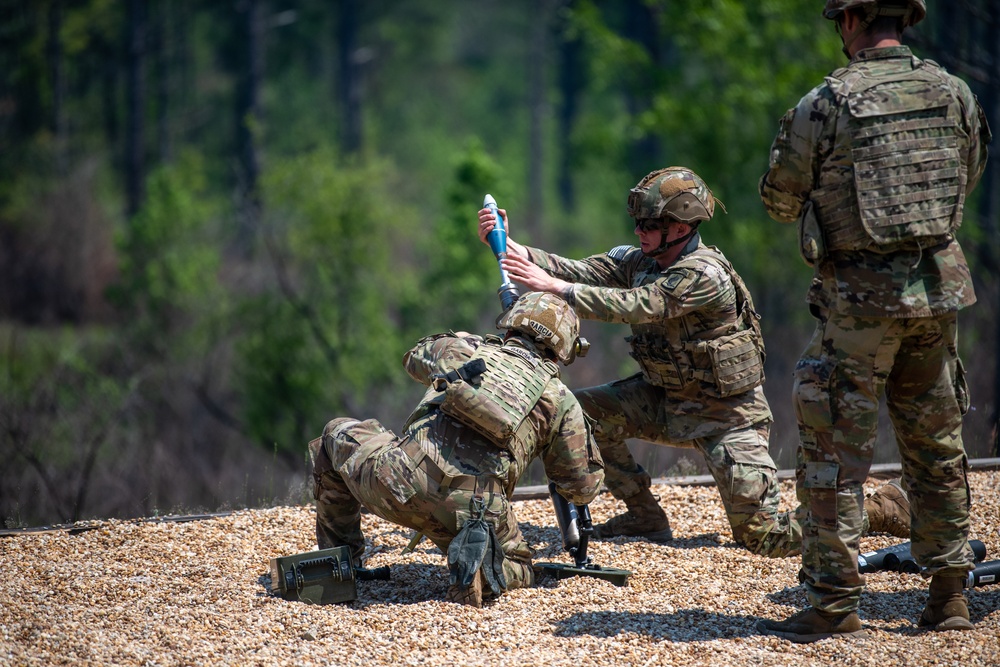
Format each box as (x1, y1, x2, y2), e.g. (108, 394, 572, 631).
(627, 247, 764, 397)
(438, 341, 556, 456)
(819, 61, 966, 251)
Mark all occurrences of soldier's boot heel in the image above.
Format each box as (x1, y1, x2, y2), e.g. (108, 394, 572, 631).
(594, 487, 673, 543)
(864, 478, 910, 538)
(919, 575, 974, 631)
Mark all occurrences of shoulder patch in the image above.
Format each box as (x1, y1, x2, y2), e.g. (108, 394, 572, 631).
(607, 245, 634, 261)
(663, 272, 686, 291)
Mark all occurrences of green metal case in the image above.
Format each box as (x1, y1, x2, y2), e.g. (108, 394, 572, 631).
(269, 546, 358, 604)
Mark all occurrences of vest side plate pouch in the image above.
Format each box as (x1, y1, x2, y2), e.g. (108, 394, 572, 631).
(269, 546, 359, 604)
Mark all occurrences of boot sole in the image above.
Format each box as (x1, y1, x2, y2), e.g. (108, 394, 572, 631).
(756, 621, 868, 644)
(920, 617, 974, 632)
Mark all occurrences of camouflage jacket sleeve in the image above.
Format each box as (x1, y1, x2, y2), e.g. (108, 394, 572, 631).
(540, 386, 604, 506)
(524, 245, 632, 288)
(951, 75, 991, 194)
(528, 243, 729, 325)
(402, 333, 483, 386)
(759, 83, 835, 223)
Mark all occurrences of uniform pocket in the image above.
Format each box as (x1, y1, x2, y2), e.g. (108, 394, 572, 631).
(704, 329, 765, 397)
(375, 447, 420, 505)
(792, 357, 836, 438)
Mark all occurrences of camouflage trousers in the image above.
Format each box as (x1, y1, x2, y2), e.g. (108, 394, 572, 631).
(794, 308, 973, 614)
(576, 376, 804, 558)
(310, 418, 535, 592)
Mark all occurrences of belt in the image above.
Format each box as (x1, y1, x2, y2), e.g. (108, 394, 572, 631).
(399, 438, 502, 495)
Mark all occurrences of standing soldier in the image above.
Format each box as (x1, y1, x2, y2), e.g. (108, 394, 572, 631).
(478, 166, 909, 561)
(309, 292, 604, 608)
(757, 0, 990, 642)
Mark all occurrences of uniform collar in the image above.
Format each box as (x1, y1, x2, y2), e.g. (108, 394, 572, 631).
(853, 45, 912, 62)
(677, 232, 702, 258)
(653, 232, 702, 273)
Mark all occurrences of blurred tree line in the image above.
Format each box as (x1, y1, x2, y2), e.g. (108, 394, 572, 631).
(1, 0, 997, 527)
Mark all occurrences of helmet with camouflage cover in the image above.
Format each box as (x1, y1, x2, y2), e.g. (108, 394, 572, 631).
(496, 292, 589, 365)
(626, 166, 721, 257)
(823, 0, 925, 28)
(627, 166, 718, 224)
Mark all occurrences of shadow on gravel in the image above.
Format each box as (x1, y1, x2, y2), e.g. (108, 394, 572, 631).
(551, 609, 760, 641)
(519, 519, 730, 552)
(257, 561, 453, 607)
(763, 583, 1000, 634)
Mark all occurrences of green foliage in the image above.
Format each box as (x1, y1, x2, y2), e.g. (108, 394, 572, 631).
(109, 152, 224, 356)
(2, 0, 996, 521)
(0, 324, 130, 524)
(235, 146, 415, 454)
(408, 139, 510, 333)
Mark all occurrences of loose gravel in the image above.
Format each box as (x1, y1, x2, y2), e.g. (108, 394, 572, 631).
(2, 472, 998, 667)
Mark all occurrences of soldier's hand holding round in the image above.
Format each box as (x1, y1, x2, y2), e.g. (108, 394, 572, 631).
(502, 253, 570, 295)
(477, 207, 509, 245)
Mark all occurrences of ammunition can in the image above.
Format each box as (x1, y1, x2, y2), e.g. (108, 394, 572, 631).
(268, 546, 358, 604)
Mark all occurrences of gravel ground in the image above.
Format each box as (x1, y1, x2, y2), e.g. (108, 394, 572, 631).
(3, 471, 998, 667)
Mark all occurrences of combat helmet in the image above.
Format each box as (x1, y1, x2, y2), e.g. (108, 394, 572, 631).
(626, 166, 721, 256)
(823, 0, 926, 28)
(496, 292, 589, 365)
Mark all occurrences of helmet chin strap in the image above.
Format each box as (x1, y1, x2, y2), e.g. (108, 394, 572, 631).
(839, 6, 877, 59)
(646, 223, 699, 258)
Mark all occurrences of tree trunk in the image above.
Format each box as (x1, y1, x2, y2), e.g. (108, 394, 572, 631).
(556, 0, 584, 212)
(236, 0, 264, 255)
(153, 0, 172, 164)
(622, 0, 661, 175)
(125, 0, 146, 219)
(337, 0, 362, 154)
(47, 0, 66, 174)
(525, 0, 551, 236)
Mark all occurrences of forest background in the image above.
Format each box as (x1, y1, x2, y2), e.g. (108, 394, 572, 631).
(2, 0, 998, 528)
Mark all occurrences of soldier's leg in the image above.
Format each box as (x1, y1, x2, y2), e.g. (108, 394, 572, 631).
(695, 423, 803, 558)
(886, 314, 974, 630)
(796, 311, 893, 615)
(491, 493, 535, 591)
(358, 440, 536, 598)
(574, 374, 665, 499)
(576, 376, 674, 541)
(311, 418, 366, 562)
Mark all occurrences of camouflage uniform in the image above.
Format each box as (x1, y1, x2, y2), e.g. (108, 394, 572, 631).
(760, 45, 990, 614)
(525, 237, 805, 557)
(311, 331, 604, 593)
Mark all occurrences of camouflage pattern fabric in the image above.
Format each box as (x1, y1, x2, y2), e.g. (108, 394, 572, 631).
(311, 332, 604, 593)
(576, 376, 804, 558)
(526, 237, 771, 441)
(759, 46, 988, 319)
(792, 309, 974, 613)
(525, 237, 806, 557)
(760, 45, 988, 614)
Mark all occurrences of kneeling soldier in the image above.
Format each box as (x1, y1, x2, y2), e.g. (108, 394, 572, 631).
(309, 292, 605, 607)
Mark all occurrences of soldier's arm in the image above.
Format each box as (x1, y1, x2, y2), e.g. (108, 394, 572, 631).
(568, 263, 731, 325)
(759, 88, 828, 223)
(962, 89, 991, 195)
(542, 391, 604, 507)
(524, 245, 630, 288)
(402, 333, 481, 386)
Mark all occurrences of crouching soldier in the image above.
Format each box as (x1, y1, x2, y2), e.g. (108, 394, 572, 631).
(309, 292, 605, 607)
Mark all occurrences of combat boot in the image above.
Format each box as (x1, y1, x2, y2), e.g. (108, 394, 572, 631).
(756, 607, 866, 643)
(864, 478, 910, 538)
(593, 487, 673, 543)
(445, 569, 484, 609)
(918, 575, 973, 631)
